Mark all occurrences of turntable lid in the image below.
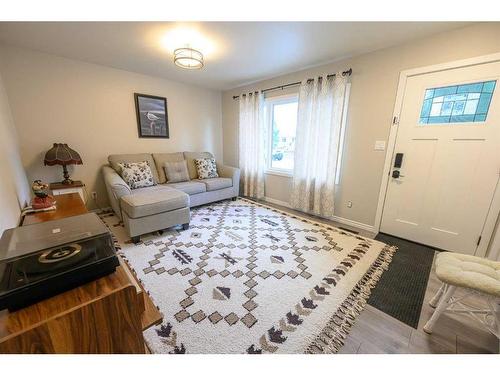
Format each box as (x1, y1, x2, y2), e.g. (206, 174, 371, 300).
(0, 213, 110, 262)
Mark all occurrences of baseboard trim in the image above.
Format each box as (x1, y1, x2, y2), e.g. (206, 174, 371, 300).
(263, 196, 291, 208)
(262, 196, 376, 233)
(331, 215, 376, 234)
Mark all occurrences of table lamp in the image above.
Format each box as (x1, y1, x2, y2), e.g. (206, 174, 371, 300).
(44, 143, 83, 184)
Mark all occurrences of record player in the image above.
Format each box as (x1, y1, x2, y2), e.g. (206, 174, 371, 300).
(0, 213, 119, 311)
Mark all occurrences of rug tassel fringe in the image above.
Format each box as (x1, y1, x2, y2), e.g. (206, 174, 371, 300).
(304, 245, 397, 354)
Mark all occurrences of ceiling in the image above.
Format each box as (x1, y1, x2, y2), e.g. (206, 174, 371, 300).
(0, 22, 469, 90)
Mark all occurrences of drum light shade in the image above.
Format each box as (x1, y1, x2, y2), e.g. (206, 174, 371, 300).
(44, 143, 83, 184)
(174, 47, 204, 69)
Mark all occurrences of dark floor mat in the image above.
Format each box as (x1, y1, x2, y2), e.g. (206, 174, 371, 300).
(367, 233, 436, 329)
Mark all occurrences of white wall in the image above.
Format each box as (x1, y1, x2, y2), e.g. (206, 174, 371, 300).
(0, 70, 30, 234)
(0, 45, 223, 210)
(222, 23, 500, 229)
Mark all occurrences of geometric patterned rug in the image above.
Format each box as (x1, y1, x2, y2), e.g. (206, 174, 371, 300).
(100, 198, 396, 354)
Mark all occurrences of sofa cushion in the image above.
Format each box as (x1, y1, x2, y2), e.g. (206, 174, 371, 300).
(109, 153, 160, 184)
(202, 177, 232, 192)
(117, 161, 156, 190)
(167, 181, 207, 195)
(152, 152, 185, 183)
(132, 184, 172, 195)
(184, 151, 214, 180)
(121, 187, 189, 219)
(164, 160, 190, 183)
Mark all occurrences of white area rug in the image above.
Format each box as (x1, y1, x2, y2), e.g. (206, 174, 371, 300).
(100, 198, 396, 354)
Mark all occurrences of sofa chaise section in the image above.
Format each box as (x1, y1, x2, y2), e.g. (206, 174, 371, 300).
(121, 186, 190, 243)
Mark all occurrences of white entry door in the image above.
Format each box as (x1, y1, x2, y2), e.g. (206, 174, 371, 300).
(380, 60, 500, 255)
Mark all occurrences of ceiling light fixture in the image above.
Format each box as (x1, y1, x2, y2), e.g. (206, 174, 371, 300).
(174, 47, 204, 69)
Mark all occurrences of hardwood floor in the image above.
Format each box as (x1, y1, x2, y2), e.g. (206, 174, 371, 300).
(255, 199, 499, 354)
(338, 262, 499, 354)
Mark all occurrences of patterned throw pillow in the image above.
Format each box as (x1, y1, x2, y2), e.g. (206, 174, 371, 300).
(117, 161, 156, 189)
(164, 160, 190, 183)
(194, 158, 219, 179)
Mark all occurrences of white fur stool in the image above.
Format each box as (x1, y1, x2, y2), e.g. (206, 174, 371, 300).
(423, 252, 500, 338)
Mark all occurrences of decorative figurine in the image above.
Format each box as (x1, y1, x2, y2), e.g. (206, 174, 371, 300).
(31, 180, 56, 210)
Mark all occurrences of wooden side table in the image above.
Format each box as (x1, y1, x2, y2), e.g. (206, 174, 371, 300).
(22, 193, 88, 226)
(50, 180, 86, 203)
(1, 193, 162, 353)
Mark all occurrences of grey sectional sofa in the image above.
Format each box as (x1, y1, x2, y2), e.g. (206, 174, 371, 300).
(102, 151, 240, 243)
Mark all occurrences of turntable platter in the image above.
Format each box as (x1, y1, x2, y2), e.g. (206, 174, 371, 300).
(12, 243, 95, 279)
(39, 244, 82, 263)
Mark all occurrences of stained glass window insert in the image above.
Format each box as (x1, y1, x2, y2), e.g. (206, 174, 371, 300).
(419, 80, 496, 124)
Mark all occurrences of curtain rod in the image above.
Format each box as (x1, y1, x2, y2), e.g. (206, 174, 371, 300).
(232, 68, 352, 100)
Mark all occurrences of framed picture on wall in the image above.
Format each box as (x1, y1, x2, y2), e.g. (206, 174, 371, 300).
(134, 93, 169, 138)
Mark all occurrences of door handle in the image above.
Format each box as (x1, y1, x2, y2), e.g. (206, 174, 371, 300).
(392, 153, 405, 179)
(392, 170, 405, 179)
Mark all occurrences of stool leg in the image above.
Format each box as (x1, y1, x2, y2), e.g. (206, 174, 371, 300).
(492, 297, 500, 339)
(423, 284, 456, 334)
(429, 283, 445, 308)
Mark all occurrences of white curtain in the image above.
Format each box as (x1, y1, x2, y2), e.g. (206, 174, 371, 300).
(238, 92, 266, 199)
(290, 74, 348, 218)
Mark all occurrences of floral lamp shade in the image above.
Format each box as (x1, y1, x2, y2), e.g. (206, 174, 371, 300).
(44, 143, 83, 184)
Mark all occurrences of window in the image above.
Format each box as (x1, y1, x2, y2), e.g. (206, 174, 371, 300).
(265, 95, 298, 174)
(419, 80, 496, 124)
(264, 84, 351, 182)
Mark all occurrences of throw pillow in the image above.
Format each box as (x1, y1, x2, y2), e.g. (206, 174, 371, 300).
(194, 158, 219, 179)
(164, 160, 190, 183)
(117, 161, 156, 189)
